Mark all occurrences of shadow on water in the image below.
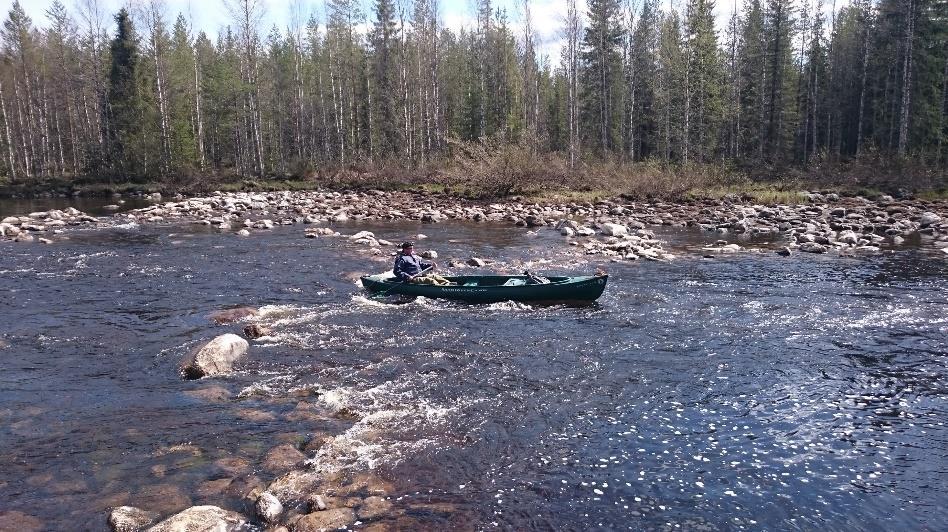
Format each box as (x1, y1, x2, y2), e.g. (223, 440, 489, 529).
(0, 217, 946, 530)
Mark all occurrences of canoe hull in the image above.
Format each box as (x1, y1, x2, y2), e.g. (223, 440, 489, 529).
(360, 274, 608, 304)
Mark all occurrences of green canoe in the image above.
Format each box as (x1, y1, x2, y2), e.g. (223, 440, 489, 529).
(360, 274, 608, 304)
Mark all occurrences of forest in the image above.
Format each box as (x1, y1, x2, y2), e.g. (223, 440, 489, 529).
(0, 0, 945, 196)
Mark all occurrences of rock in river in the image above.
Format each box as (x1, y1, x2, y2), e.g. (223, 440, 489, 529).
(255, 492, 283, 523)
(182, 334, 249, 379)
(146, 505, 246, 532)
(294, 508, 356, 532)
(208, 306, 258, 324)
(243, 324, 271, 339)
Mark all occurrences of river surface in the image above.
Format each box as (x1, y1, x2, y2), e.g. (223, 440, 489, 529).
(1, 199, 947, 531)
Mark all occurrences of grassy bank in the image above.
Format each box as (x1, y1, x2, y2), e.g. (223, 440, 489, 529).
(1, 148, 944, 203)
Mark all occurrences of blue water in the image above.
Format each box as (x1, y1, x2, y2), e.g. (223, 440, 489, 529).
(0, 214, 946, 530)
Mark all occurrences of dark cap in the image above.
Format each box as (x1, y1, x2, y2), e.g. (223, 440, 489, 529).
(401, 241, 415, 249)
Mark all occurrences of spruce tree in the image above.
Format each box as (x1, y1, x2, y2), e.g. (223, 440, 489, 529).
(106, 8, 143, 178)
(370, 0, 399, 157)
(581, 0, 626, 156)
(685, 0, 725, 162)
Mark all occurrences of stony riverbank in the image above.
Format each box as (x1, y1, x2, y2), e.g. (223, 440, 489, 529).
(3, 189, 947, 260)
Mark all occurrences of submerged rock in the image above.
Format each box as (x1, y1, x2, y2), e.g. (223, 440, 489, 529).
(0, 511, 43, 532)
(146, 505, 246, 532)
(294, 508, 356, 532)
(262, 443, 307, 473)
(182, 334, 249, 379)
(357, 496, 394, 520)
(243, 324, 271, 339)
(108, 506, 159, 532)
(208, 306, 258, 324)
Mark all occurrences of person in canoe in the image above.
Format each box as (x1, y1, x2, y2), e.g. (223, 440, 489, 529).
(394, 241, 453, 286)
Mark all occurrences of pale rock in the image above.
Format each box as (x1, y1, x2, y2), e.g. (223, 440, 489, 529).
(420, 250, 438, 259)
(560, 227, 575, 237)
(108, 506, 159, 532)
(236, 229, 250, 237)
(466, 257, 486, 267)
(349, 230, 375, 240)
(919, 212, 942, 226)
(182, 334, 249, 379)
(1, 216, 18, 224)
(145, 506, 245, 532)
(836, 230, 859, 245)
(600, 223, 628, 236)
(255, 492, 283, 523)
(701, 243, 741, 253)
(799, 242, 828, 253)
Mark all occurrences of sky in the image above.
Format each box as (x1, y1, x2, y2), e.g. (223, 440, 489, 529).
(0, 0, 743, 61)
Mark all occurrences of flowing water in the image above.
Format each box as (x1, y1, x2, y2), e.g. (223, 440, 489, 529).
(1, 200, 947, 531)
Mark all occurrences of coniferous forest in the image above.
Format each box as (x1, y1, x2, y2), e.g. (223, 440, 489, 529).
(0, 0, 945, 194)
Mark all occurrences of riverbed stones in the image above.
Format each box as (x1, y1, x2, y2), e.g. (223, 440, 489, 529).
(108, 506, 160, 532)
(0, 511, 43, 532)
(295, 508, 357, 532)
(182, 334, 249, 379)
(466, 257, 486, 267)
(357, 496, 394, 521)
(146, 506, 246, 532)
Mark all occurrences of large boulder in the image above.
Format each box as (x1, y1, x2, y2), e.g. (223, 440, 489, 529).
(919, 212, 942, 226)
(108, 506, 160, 532)
(182, 334, 249, 379)
(146, 506, 246, 532)
(254, 492, 283, 524)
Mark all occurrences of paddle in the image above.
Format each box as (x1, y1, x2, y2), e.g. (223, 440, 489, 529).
(369, 265, 434, 299)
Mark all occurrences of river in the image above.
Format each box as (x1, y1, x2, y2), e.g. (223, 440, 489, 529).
(1, 198, 946, 530)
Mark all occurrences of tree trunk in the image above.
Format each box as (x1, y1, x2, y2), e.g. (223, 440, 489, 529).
(0, 80, 16, 182)
(897, 0, 914, 157)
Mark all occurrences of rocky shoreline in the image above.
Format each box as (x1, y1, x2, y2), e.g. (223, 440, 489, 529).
(3, 189, 948, 531)
(3, 189, 947, 260)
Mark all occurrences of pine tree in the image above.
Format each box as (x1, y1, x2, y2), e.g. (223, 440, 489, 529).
(628, 0, 658, 160)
